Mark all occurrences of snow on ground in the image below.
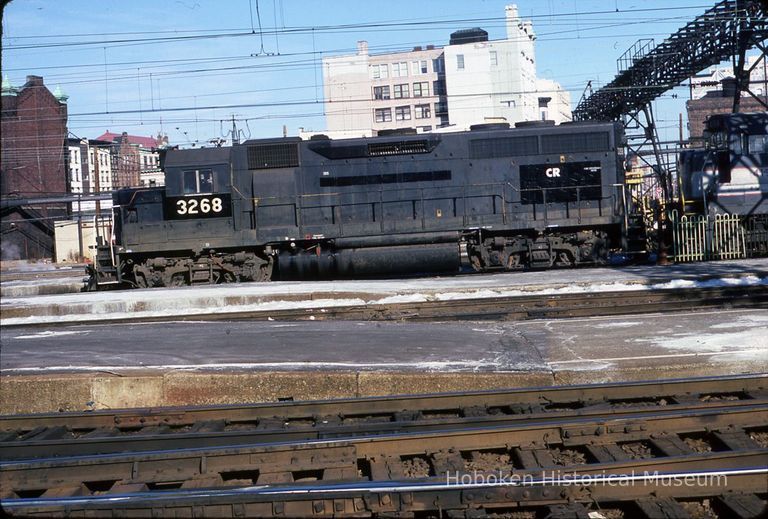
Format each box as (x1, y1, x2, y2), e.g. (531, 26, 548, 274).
(2, 359, 531, 374)
(14, 330, 91, 340)
(2, 275, 766, 326)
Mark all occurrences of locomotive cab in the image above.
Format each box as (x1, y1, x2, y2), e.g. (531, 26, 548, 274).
(680, 112, 768, 215)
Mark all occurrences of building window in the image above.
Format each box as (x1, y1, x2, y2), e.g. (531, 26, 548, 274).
(393, 83, 410, 99)
(490, 51, 498, 66)
(433, 81, 445, 96)
(373, 85, 391, 100)
(413, 82, 430, 98)
(371, 64, 389, 79)
(432, 57, 444, 73)
(411, 60, 428, 74)
(419, 126, 432, 132)
(395, 105, 411, 121)
(183, 169, 213, 194)
(374, 108, 392, 122)
(456, 54, 465, 70)
(435, 101, 448, 115)
(392, 62, 408, 77)
(414, 104, 431, 119)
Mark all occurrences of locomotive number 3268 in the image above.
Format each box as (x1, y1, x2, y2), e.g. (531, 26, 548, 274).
(176, 197, 223, 215)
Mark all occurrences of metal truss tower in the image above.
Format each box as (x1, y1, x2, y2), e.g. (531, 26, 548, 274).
(573, 0, 766, 259)
(573, 0, 767, 201)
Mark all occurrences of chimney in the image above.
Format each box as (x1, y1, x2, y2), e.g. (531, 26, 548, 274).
(505, 4, 520, 39)
(721, 77, 737, 98)
(25, 75, 44, 87)
(413, 46, 422, 51)
(357, 41, 369, 55)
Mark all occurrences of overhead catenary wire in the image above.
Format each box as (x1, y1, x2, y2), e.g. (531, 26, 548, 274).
(2, 4, 713, 51)
(2, 2, 746, 147)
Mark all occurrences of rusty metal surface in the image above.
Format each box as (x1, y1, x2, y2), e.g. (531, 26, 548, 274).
(2, 375, 767, 517)
(2, 405, 765, 490)
(2, 374, 766, 460)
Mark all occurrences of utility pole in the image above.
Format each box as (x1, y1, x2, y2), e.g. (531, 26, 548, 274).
(93, 143, 101, 218)
(231, 115, 240, 145)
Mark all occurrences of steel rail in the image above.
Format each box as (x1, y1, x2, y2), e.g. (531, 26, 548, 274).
(2, 404, 765, 493)
(3, 392, 767, 461)
(4, 460, 767, 517)
(4, 283, 767, 329)
(2, 374, 765, 450)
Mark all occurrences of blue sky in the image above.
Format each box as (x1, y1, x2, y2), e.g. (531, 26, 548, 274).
(2, 0, 732, 145)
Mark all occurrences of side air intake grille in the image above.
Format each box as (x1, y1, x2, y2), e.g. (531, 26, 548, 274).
(470, 136, 538, 158)
(247, 143, 299, 169)
(541, 132, 610, 154)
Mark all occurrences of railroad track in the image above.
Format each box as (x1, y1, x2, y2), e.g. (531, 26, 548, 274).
(2, 404, 766, 517)
(206, 284, 768, 322)
(5, 284, 767, 328)
(2, 374, 766, 459)
(1, 375, 767, 517)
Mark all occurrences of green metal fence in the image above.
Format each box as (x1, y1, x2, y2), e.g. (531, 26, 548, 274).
(671, 210, 746, 262)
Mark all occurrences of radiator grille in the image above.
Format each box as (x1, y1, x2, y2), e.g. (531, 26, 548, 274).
(367, 140, 432, 156)
(247, 143, 299, 169)
(541, 132, 610, 154)
(470, 136, 538, 158)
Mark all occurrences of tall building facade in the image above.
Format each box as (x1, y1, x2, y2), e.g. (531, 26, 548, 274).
(67, 138, 114, 213)
(323, 42, 447, 137)
(320, 4, 570, 137)
(1, 75, 69, 259)
(97, 131, 167, 188)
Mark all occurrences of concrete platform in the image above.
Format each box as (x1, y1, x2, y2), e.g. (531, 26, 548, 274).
(2, 258, 767, 325)
(2, 308, 765, 414)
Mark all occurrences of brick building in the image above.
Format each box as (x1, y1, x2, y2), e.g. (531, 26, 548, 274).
(1, 75, 69, 260)
(97, 131, 167, 188)
(687, 80, 768, 145)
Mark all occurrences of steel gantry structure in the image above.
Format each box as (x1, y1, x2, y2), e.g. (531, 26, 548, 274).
(573, 0, 767, 124)
(574, 0, 767, 198)
(573, 0, 767, 258)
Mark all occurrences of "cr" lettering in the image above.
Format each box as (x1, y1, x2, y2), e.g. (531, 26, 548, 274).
(546, 167, 561, 178)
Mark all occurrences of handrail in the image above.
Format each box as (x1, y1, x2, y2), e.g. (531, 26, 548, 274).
(254, 183, 609, 205)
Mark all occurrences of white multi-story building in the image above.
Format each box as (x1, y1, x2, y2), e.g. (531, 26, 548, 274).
(67, 138, 113, 213)
(322, 41, 447, 138)
(319, 4, 570, 137)
(535, 78, 572, 122)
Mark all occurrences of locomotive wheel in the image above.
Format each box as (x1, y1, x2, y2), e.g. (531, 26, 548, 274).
(506, 253, 523, 270)
(257, 262, 274, 282)
(135, 273, 148, 289)
(170, 273, 187, 287)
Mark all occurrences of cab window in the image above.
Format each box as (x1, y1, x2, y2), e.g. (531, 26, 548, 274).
(748, 134, 768, 154)
(183, 169, 213, 194)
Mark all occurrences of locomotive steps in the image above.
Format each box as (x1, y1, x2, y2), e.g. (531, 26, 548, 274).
(2, 259, 768, 326)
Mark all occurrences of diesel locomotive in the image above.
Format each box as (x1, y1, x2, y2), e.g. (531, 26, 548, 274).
(87, 120, 629, 289)
(679, 112, 768, 216)
(678, 112, 768, 256)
